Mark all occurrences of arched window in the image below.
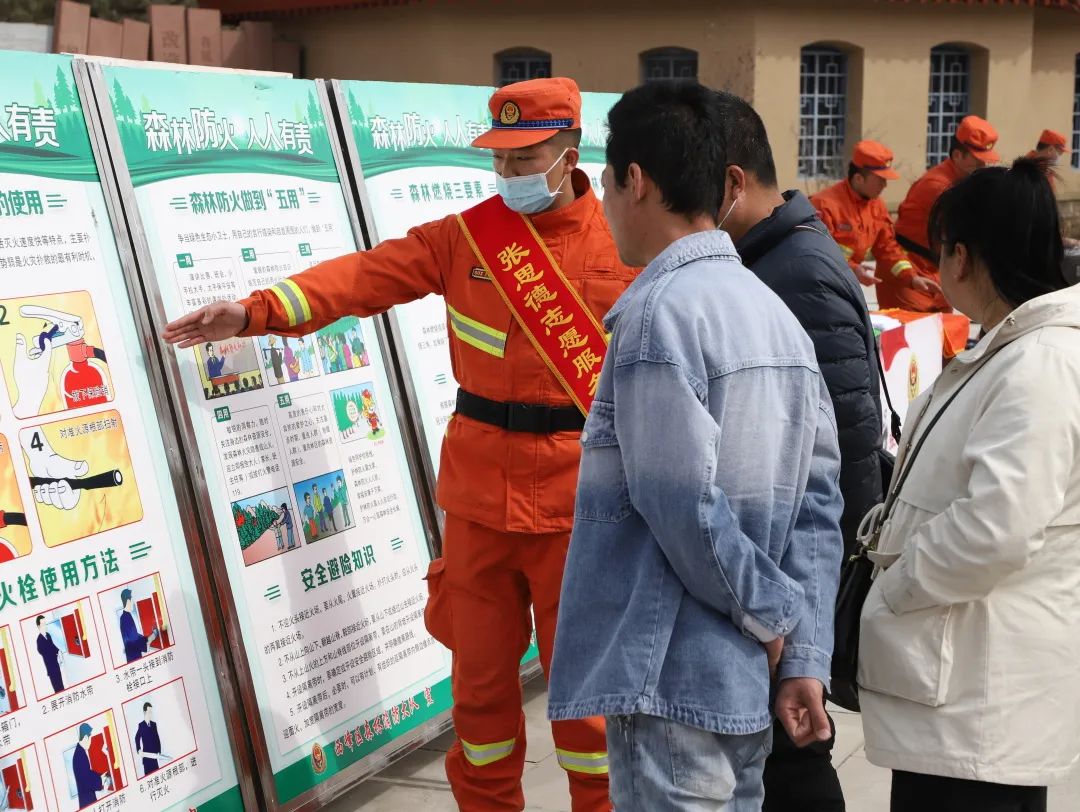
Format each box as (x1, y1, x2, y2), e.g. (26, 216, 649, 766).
(496, 48, 551, 87)
(798, 45, 847, 178)
(641, 48, 698, 83)
(927, 45, 971, 168)
(1072, 53, 1079, 170)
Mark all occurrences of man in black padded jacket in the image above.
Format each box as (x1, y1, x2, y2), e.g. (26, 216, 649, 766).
(714, 92, 883, 812)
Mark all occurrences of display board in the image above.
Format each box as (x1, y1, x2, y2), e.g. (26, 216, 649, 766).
(80, 61, 450, 810)
(0, 50, 249, 812)
(331, 80, 621, 482)
(874, 313, 944, 454)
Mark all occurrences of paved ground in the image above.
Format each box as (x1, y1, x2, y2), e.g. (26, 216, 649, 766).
(322, 679, 1079, 811)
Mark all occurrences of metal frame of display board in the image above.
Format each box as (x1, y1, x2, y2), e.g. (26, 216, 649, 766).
(76, 59, 453, 811)
(324, 77, 548, 684)
(319, 80, 445, 551)
(70, 58, 261, 812)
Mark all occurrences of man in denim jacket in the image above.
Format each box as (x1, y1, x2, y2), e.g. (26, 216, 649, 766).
(548, 82, 844, 810)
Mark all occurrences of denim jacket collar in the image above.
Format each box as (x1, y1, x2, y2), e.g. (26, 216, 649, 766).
(603, 229, 741, 330)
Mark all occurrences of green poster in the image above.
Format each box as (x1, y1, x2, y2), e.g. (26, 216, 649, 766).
(0, 49, 241, 812)
(94, 63, 450, 806)
(336, 79, 620, 478)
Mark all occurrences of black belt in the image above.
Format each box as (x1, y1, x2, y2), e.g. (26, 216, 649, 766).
(455, 389, 585, 433)
(896, 233, 937, 264)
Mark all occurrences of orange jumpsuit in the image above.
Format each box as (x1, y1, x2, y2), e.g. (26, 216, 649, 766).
(811, 179, 915, 285)
(239, 169, 634, 811)
(888, 158, 961, 313)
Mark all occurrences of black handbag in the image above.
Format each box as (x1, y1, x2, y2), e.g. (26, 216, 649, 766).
(828, 342, 1004, 712)
(829, 351, 898, 712)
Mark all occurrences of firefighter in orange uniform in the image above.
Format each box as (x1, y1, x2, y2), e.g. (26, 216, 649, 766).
(1028, 128, 1069, 167)
(890, 115, 1000, 312)
(811, 140, 926, 292)
(162, 78, 634, 811)
(1028, 128, 1070, 192)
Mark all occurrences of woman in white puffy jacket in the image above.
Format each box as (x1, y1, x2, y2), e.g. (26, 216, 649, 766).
(857, 157, 1080, 812)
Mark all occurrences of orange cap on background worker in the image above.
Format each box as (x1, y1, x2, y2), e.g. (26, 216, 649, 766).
(954, 115, 1000, 165)
(472, 77, 582, 149)
(1038, 129, 1069, 153)
(851, 140, 900, 180)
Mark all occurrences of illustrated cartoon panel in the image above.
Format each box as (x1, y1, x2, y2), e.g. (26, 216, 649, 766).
(44, 709, 126, 811)
(0, 436, 31, 565)
(18, 411, 141, 547)
(96, 573, 173, 669)
(0, 292, 114, 420)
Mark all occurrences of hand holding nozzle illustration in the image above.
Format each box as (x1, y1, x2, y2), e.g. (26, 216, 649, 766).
(19, 429, 123, 511)
(11, 305, 109, 417)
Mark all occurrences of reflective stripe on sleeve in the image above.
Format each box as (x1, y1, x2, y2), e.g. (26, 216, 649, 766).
(838, 243, 854, 258)
(269, 279, 312, 327)
(446, 304, 507, 358)
(461, 737, 516, 767)
(555, 748, 609, 775)
(890, 260, 914, 278)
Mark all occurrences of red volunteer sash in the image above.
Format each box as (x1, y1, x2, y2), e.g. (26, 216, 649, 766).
(458, 196, 608, 415)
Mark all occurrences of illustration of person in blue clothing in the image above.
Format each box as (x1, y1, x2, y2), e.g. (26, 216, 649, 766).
(35, 615, 64, 694)
(72, 722, 111, 808)
(204, 342, 226, 379)
(134, 702, 164, 777)
(119, 589, 159, 664)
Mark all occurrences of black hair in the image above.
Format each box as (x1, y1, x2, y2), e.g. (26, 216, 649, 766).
(35, 615, 44, 625)
(1036, 142, 1050, 152)
(143, 702, 152, 712)
(847, 162, 864, 183)
(929, 156, 1066, 308)
(549, 128, 583, 150)
(711, 91, 778, 188)
(606, 82, 728, 219)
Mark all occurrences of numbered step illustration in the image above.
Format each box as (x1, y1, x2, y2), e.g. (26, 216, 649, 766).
(20, 597, 104, 702)
(97, 573, 173, 669)
(0, 743, 45, 811)
(45, 709, 126, 811)
(0, 292, 113, 420)
(0, 435, 31, 566)
(294, 469, 354, 546)
(0, 625, 24, 720)
(315, 317, 370, 376)
(18, 411, 142, 547)
(193, 338, 264, 401)
(231, 488, 299, 567)
(121, 677, 198, 781)
(331, 383, 386, 443)
(257, 334, 321, 387)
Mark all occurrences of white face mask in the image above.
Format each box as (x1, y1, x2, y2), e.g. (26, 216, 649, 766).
(496, 149, 569, 214)
(717, 195, 739, 231)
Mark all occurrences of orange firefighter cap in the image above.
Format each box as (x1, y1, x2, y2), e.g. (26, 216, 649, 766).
(471, 77, 582, 150)
(852, 140, 900, 180)
(1039, 129, 1069, 152)
(954, 116, 1000, 164)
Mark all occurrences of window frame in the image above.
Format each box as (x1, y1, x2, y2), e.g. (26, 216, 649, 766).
(927, 45, 972, 169)
(640, 47, 699, 84)
(798, 45, 848, 180)
(495, 48, 552, 87)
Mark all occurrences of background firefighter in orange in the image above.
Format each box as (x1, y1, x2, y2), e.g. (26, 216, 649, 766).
(890, 115, 1000, 312)
(162, 77, 635, 812)
(811, 140, 933, 296)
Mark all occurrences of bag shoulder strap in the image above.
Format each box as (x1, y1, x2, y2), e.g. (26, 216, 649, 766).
(881, 344, 1007, 519)
(876, 338, 902, 444)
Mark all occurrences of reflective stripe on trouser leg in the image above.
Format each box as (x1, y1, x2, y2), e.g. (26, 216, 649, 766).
(556, 748, 609, 775)
(460, 737, 517, 767)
